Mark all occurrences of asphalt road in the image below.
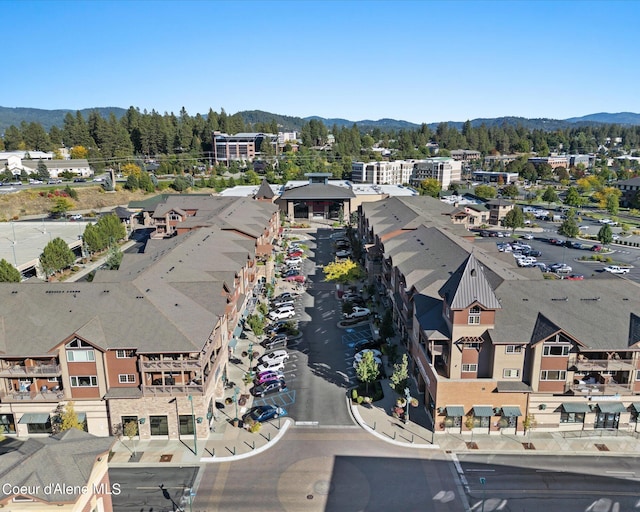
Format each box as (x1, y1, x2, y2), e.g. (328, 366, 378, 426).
(456, 453, 640, 512)
(109, 466, 199, 512)
(271, 229, 358, 426)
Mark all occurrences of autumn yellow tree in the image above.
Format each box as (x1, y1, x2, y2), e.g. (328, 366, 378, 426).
(70, 146, 89, 159)
(593, 187, 622, 210)
(323, 258, 365, 284)
(121, 163, 142, 177)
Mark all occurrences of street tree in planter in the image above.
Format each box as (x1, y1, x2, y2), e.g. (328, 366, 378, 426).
(379, 309, 394, 344)
(390, 354, 409, 394)
(40, 237, 75, 278)
(355, 351, 380, 395)
(123, 420, 139, 456)
(465, 415, 476, 442)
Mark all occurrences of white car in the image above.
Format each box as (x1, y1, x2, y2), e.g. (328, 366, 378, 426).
(353, 356, 382, 369)
(335, 250, 352, 258)
(256, 359, 286, 373)
(517, 257, 536, 267)
(258, 350, 289, 365)
(268, 308, 295, 321)
(603, 265, 630, 274)
(521, 233, 534, 240)
(344, 306, 371, 319)
(354, 349, 382, 361)
(285, 256, 302, 265)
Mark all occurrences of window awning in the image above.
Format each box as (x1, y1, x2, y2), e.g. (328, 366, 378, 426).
(561, 403, 590, 413)
(18, 413, 50, 424)
(228, 338, 238, 349)
(597, 402, 626, 414)
(232, 323, 243, 339)
(473, 406, 494, 417)
(500, 406, 523, 417)
(631, 403, 640, 413)
(445, 406, 465, 417)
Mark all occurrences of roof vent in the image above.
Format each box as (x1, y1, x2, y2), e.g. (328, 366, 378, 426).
(551, 297, 569, 301)
(580, 297, 601, 301)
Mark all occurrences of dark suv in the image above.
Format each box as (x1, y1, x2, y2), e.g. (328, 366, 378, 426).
(261, 334, 288, 350)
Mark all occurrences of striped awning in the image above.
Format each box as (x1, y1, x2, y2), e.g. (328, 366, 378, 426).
(445, 406, 465, 417)
(18, 413, 50, 424)
(473, 406, 494, 417)
(500, 406, 523, 417)
(597, 402, 626, 414)
(562, 403, 590, 413)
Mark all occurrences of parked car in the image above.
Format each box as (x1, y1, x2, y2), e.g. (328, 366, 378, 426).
(272, 292, 295, 302)
(549, 263, 572, 273)
(565, 274, 584, 280)
(285, 275, 305, 283)
(48, 179, 63, 184)
(335, 250, 352, 258)
(285, 256, 302, 265)
(254, 371, 285, 384)
(258, 349, 289, 365)
(354, 349, 382, 361)
(287, 250, 303, 258)
(251, 379, 287, 397)
(268, 308, 295, 321)
(244, 405, 287, 423)
(521, 233, 534, 240)
(261, 334, 288, 350)
(344, 306, 371, 319)
(283, 269, 300, 278)
(353, 339, 379, 351)
(69, 214, 83, 220)
(73, 178, 87, 182)
(271, 298, 295, 308)
(590, 245, 602, 252)
(255, 359, 286, 374)
(603, 265, 630, 274)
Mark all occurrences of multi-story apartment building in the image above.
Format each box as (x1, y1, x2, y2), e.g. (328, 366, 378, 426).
(212, 132, 277, 165)
(615, 177, 640, 208)
(351, 160, 416, 185)
(450, 149, 481, 162)
(359, 196, 640, 436)
(0, 196, 279, 440)
(528, 156, 569, 169)
(409, 158, 462, 190)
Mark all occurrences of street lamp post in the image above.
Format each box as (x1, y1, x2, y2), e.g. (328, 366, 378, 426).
(233, 386, 241, 421)
(188, 395, 197, 456)
(479, 477, 486, 512)
(404, 387, 411, 424)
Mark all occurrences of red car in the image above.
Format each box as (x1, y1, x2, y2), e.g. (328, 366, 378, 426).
(565, 274, 584, 280)
(287, 250, 303, 258)
(285, 275, 305, 283)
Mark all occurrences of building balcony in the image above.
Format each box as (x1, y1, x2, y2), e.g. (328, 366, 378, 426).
(140, 384, 204, 397)
(568, 356, 635, 372)
(139, 359, 201, 371)
(0, 389, 64, 403)
(566, 381, 633, 396)
(0, 363, 62, 378)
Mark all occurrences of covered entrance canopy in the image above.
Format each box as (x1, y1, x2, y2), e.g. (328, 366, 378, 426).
(278, 174, 355, 221)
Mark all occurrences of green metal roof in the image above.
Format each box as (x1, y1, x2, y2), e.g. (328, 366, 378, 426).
(473, 406, 494, 417)
(631, 403, 640, 413)
(18, 413, 50, 424)
(445, 406, 465, 417)
(561, 403, 590, 414)
(500, 406, 523, 417)
(597, 402, 627, 414)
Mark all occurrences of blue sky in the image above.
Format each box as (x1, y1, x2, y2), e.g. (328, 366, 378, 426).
(4, 0, 640, 124)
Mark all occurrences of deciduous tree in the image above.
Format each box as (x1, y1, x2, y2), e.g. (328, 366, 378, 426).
(355, 351, 380, 394)
(503, 206, 524, 233)
(474, 185, 497, 199)
(541, 186, 559, 205)
(40, 237, 75, 276)
(598, 223, 613, 245)
(323, 259, 364, 284)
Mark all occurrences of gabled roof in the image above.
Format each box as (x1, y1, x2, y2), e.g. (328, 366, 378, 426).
(0, 430, 113, 503)
(279, 183, 355, 200)
(438, 253, 502, 310)
(254, 179, 275, 199)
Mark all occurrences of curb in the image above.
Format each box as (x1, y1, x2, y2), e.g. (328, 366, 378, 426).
(199, 418, 292, 463)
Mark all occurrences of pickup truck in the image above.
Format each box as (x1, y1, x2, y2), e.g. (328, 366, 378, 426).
(603, 265, 630, 274)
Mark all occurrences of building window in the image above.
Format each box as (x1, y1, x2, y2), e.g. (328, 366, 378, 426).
(560, 412, 585, 424)
(179, 415, 195, 435)
(118, 374, 136, 384)
(540, 370, 566, 381)
(0, 413, 16, 434)
(26, 418, 52, 434)
(505, 345, 522, 354)
(462, 364, 478, 372)
(543, 345, 569, 356)
(463, 342, 481, 350)
(468, 306, 481, 325)
(121, 415, 138, 435)
(116, 349, 135, 358)
(70, 375, 98, 387)
(503, 368, 520, 378)
(150, 415, 168, 436)
(472, 416, 490, 428)
(67, 349, 95, 362)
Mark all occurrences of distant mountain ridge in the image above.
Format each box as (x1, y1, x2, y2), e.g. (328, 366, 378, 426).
(0, 106, 639, 135)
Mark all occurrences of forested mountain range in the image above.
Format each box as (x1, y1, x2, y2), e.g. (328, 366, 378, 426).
(1, 106, 639, 135)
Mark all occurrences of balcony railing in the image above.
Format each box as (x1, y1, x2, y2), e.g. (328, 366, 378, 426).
(568, 357, 635, 372)
(566, 381, 633, 396)
(0, 389, 64, 403)
(139, 359, 201, 371)
(141, 384, 204, 396)
(0, 364, 61, 377)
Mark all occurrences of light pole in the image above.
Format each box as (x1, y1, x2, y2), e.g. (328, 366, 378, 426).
(233, 386, 241, 421)
(188, 395, 197, 456)
(479, 477, 486, 512)
(404, 387, 411, 424)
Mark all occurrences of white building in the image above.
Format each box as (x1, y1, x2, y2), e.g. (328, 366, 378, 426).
(409, 157, 462, 189)
(352, 160, 419, 185)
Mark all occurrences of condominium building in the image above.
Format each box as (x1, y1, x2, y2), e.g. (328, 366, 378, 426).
(351, 160, 416, 185)
(212, 132, 277, 165)
(359, 196, 640, 436)
(0, 196, 280, 441)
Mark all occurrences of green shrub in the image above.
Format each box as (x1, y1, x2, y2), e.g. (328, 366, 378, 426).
(357, 396, 364, 404)
(351, 389, 358, 401)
